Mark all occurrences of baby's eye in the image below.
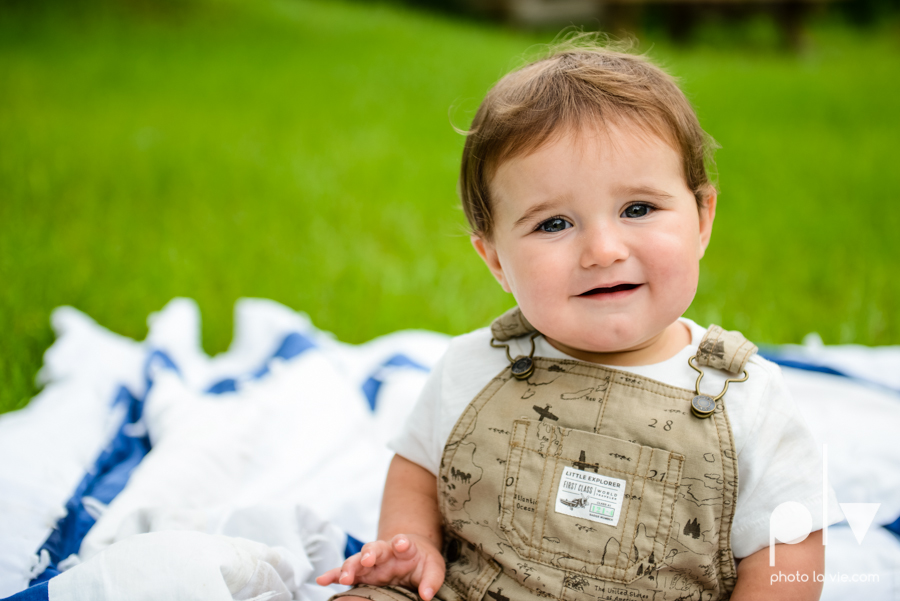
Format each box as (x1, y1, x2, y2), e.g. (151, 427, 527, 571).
(622, 203, 654, 219)
(536, 217, 572, 233)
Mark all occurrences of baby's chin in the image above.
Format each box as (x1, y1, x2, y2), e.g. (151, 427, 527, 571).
(535, 320, 653, 351)
(547, 334, 654, 357)
(540, 319, 690, 366)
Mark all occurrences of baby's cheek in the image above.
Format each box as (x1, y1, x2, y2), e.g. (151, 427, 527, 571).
(507, 258, 556, 301)
(645, 234, 700, 273)
(663, 265, 701, 315)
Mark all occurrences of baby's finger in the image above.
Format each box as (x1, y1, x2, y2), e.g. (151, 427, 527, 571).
(315, 567, 342, 586)
(417, 558, 446, 601)
(360, 540, 391, 568)
(389, 534, 416, 560)
(337, 554, 364, 585)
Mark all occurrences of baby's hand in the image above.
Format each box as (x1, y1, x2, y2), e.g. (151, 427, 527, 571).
(315, 534, 445, 601)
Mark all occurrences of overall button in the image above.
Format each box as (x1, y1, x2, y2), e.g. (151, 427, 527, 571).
(691, 394, 716, 418)
(511, 356, 534, 380)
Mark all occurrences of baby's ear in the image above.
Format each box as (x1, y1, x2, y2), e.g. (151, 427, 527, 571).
(471, 235, 511, 293)
(698, 189, 717, 258)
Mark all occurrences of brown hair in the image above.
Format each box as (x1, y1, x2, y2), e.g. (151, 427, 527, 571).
(459, 37, 718, 239)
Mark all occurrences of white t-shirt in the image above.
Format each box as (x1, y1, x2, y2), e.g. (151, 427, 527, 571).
(389, 317, 843, 559)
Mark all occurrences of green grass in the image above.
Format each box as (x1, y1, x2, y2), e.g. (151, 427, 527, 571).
(1, 1, 898, 414)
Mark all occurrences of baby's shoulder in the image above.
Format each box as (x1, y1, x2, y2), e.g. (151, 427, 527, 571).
(446, 326, 494, 353)
(744, 351, 786, 384)
(434, 326, 510, 389)
(440, 326, 494, 371)
(421, 327, 513, 423)
(732, 353, 791, 423)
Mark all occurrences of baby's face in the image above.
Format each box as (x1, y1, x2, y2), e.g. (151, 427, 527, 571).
(473, 122, 715, 364)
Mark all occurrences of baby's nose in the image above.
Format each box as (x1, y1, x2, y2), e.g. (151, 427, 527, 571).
(579, 225, 630, 268)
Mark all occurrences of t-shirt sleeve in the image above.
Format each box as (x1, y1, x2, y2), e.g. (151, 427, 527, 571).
(387, 353, 445, 476)
(730, 361, 844, 558)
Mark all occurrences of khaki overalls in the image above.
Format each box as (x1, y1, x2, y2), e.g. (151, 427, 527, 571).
(336, 308, 757, 601)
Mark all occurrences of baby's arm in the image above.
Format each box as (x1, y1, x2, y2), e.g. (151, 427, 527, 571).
(731, 529, 824, 600)
(316, 454, 445, 600)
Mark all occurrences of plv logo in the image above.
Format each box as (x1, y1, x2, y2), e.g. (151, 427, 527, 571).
(769, 445, 881, 567)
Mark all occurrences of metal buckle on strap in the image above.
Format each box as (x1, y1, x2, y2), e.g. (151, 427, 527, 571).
(688, 355, 749, 419)
(491, 332, 539, 380)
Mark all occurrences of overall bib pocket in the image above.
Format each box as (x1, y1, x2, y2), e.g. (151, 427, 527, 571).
(499, 419, 683, 583)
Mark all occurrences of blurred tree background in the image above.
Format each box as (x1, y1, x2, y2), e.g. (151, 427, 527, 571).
(1, 0, 898, 413)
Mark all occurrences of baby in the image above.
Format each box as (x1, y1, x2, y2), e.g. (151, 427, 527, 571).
(318, 39, 840, 601)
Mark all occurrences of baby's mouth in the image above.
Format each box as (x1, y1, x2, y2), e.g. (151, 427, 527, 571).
(579, 283, 641, 296)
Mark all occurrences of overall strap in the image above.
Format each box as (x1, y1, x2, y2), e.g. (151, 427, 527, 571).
(696, 325, 758, 374)
(490, 306, 536, 341)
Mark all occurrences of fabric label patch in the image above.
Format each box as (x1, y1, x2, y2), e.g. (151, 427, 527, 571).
(554, 466, 626, 527)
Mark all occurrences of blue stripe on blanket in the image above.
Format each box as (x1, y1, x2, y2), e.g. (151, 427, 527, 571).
(28, 373, 160, 586)
(37, 384, 151, 570)
(887, 516, 900, 538)
(760, 353, 849, 378)
(345, 534, 365, 557)
(760, 351, 900, 395)
(362, 354, 429, 411)
(206, 332, 318, 394)
(206, 378, 238, 394)
(0, 581, 49, 601)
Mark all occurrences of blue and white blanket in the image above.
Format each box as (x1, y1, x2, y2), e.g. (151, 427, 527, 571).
(0, 299, 898, 600)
